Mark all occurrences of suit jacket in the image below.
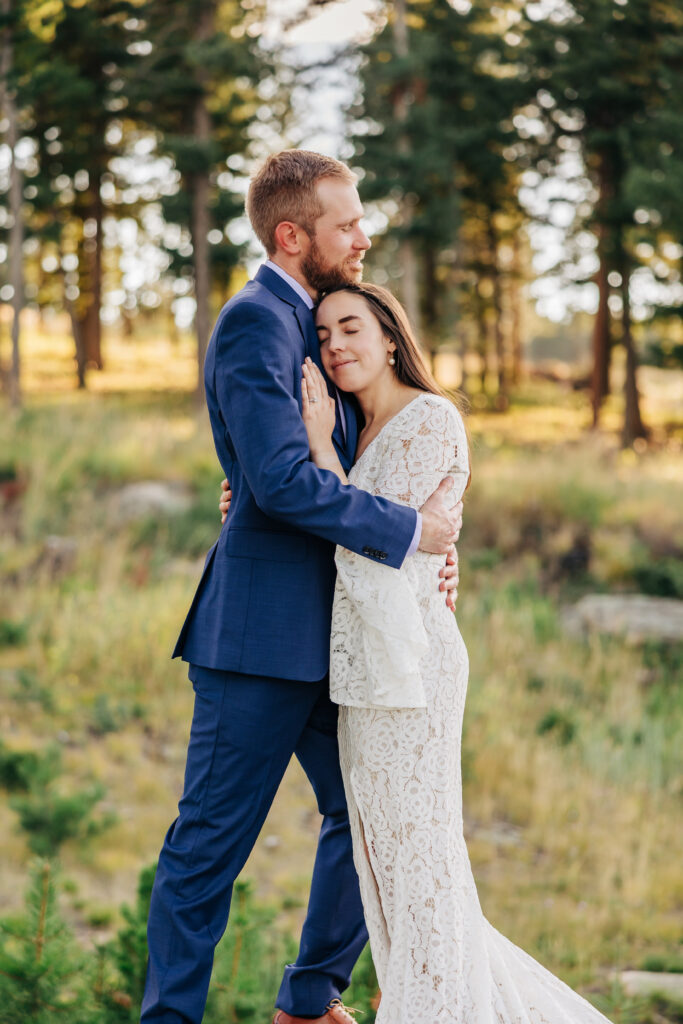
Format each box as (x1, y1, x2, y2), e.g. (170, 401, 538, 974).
(173, 264, 417, 681)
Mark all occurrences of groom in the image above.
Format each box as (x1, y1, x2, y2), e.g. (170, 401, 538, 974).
(141, 150, 463, 1024)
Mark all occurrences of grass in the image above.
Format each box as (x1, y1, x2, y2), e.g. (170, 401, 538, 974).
(0, 327, 682, 1009)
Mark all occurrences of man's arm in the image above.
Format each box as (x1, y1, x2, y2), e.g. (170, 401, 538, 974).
(219, 477, 462, 610)
(215, 301, 417, 568)
(216, 306, 462, 578)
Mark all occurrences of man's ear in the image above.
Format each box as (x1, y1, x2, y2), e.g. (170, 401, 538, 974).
(274, 220, 305, 256)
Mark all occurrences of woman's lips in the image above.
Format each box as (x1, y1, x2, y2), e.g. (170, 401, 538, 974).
(331, 359, 357, 369)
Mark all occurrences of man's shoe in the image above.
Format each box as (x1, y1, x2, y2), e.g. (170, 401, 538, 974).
(272, 1000, 360, 1024)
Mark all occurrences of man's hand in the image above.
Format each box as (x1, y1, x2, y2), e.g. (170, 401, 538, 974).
(220, 475, 463, 608)
(219, 478, 232, 523)
(419, 478, 462, 553)
(440, 547, 460, 612)
(419, 480, 463, 612)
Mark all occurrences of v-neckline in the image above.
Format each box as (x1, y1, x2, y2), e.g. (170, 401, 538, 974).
(353, 394, 428, 468)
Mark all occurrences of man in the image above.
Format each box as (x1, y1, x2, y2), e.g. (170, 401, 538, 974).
(142, 150, 462, 1024)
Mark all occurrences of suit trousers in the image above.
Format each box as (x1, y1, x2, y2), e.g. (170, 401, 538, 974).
(141, 665, 368, 1023)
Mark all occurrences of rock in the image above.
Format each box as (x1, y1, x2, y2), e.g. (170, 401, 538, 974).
(561, 594, 683, 643)
(43, 535, 79, 576)
(115, 481, 193, 522)
(164, 557, 207, 578)
(466, 818, 523, 848)
(619, 971, 683, 1000)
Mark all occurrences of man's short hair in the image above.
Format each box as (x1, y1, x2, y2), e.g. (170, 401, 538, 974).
(246, 150, 356, 256)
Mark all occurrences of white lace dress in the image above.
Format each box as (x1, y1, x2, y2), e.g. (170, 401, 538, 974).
(331, 393, 612, 1024)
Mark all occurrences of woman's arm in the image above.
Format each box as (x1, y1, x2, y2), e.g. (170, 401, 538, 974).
(301, 358, 349, 485)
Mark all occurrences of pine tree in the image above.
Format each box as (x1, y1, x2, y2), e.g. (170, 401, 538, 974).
(0, 0, 23, 408)
(523, 0, 683, 441)
(0, 740, 115, 857)
(94, 864, 156, 1023)
(351, 0, 530, 388)
(0, 860, 98, 1024)
(128, 0, 280, 400)
(5, 0, 140, 385)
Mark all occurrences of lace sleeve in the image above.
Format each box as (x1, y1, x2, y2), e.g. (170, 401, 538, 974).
(331, 395, 468, 709)
(370, 394, 469, 510)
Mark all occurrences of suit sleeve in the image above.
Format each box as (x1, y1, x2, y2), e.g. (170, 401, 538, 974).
(214, 300, 417, 569)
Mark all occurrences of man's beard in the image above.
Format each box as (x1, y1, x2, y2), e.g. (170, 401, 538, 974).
(301, 236, 363, 295)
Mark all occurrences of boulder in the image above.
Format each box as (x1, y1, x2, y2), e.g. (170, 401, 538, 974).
(115, 481, 193, 523)
(561, 594, 683, 643)
(619, 971, 683, 1000)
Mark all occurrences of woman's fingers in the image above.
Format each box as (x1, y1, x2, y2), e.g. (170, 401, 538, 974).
(304, 361, 318, 402)
(314, 366, 332, 408)
(305, 357, 327, 403)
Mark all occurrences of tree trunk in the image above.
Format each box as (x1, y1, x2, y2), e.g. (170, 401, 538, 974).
(1, 0, 22, 409)
(83, 184, 103, 368)
(60, 250, 87, 388)
(190, 3, 214, 405)
(488, 219, 506, 404)
(73, 183, 104, 371)
(422, 244, 438, 361)
(475, 283, 489, 393)
(191, 167, 211, 404)
(510, 231, 523, 385)
(591, 155, 613, 426)
(392, 0, 421, 334)
(618, 247, 647, 446)
(68, 301, 87, 389)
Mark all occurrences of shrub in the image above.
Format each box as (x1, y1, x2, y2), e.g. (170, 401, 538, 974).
(536, 709, 577, 746)
(631, 558, 683, 599)
(0, 618, 28, 648)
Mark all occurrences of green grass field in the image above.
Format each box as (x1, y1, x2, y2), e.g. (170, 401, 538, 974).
(1, 330, 682, 1017)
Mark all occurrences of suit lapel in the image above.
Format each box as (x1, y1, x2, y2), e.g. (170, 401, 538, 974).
(253, 266, 352, 468)
(297, 305, 352, 467)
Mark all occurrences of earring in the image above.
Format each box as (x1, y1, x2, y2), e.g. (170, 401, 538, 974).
(388, 353, 396, 366)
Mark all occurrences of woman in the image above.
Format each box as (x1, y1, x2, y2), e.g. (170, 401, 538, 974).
(300, 282, 612, 1024)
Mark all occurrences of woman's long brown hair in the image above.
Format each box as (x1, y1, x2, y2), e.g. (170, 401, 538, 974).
(320, 282, 472, 486)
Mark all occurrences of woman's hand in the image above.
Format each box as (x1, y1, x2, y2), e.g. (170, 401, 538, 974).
(302, 357, 336, 460)
(219, 478, 231, 523)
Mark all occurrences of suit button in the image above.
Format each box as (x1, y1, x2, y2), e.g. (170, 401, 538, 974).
(362, 546, 372, 555)
(378, 552, 387, 560)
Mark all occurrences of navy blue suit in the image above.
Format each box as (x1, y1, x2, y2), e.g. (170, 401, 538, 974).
(142, 266, 417, 1022)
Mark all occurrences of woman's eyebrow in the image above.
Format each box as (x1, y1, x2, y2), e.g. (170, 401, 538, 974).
(316, 314, 363, 333)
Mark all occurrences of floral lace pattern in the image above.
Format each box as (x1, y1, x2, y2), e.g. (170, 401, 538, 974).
(332, 394, 612, 1023)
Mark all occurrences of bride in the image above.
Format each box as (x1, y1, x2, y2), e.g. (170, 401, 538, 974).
(299, 281, 613, 1024)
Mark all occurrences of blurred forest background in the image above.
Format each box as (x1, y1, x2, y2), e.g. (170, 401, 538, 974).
(1, 1, 682, 1022)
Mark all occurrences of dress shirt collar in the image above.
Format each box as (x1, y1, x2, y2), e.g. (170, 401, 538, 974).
(264, 260, 315, 310)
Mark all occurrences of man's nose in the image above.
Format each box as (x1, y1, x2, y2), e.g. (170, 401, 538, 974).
(354, 225, 371, 251)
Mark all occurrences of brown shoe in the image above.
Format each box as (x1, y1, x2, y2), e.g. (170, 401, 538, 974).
(273, 1000, 360, 1024)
